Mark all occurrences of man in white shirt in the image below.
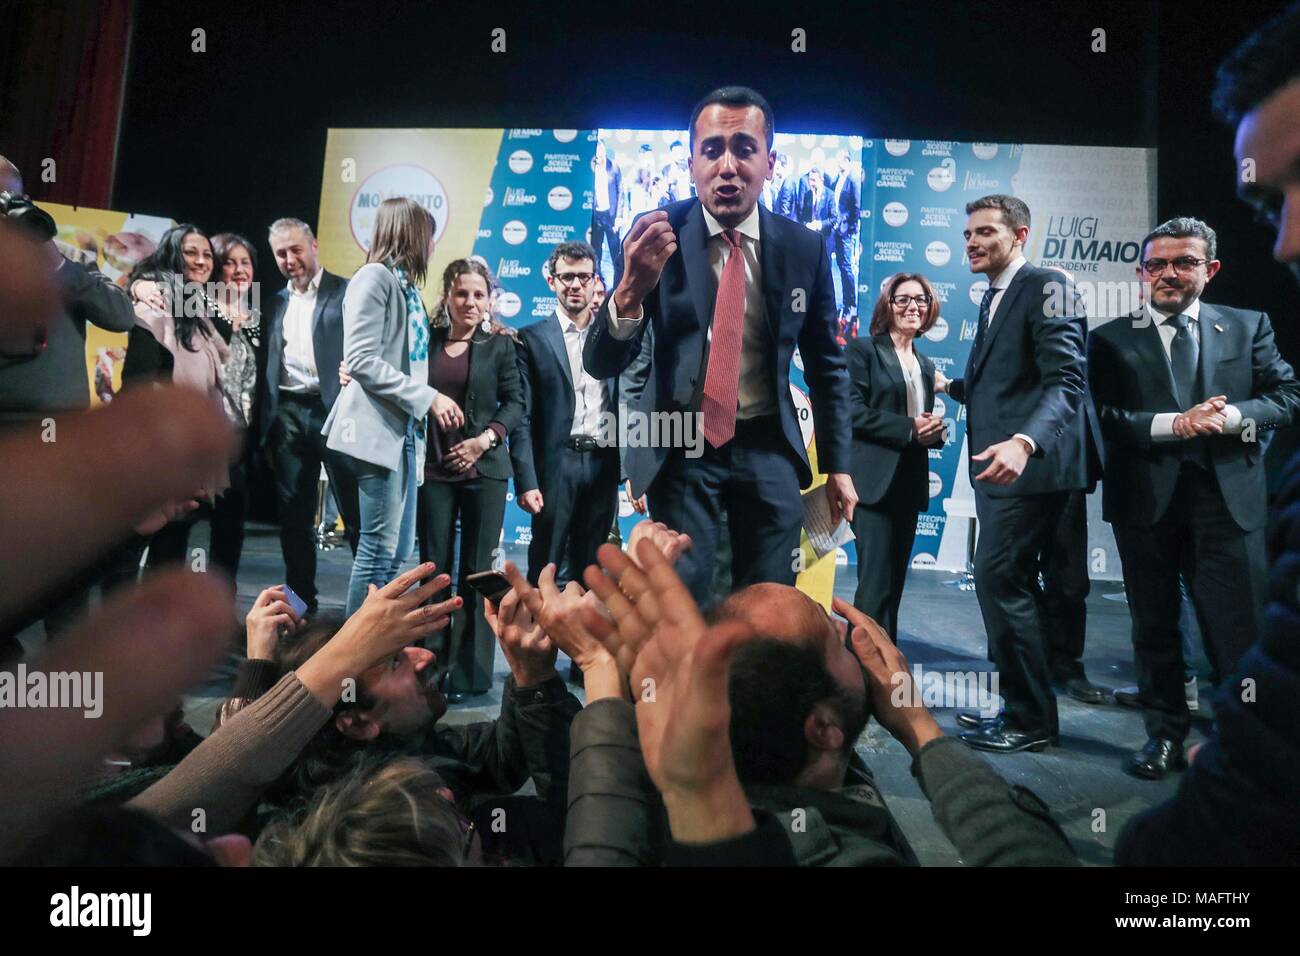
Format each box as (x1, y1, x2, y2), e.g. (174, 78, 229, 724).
(260, 218, 359, 614)
(1088, 216, 1300, 779)
(511, 242, 620, 589)
(939, 194, 1102, 754)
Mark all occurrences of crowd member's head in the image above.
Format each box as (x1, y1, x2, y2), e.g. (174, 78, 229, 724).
(271, 616, 447, 797)
(546, 241, 598, 321)
(669, 139, 687, 167)
(254, 757, 477, 866)
(870, 272, 940, 338)
(773, 152, 791, 182)
(687, 85, 776, 228)
(808, 166, 824, 193)
(963, 194, 1030, 276)
(1137, 217, 1221, 316)
(1214, 1, 1300, 281)
(709, 583, 869, 789)
(434, 257, 495, 332)
(366, 198, 435, 286)
(267, 217, 320, 290)
(212, 232, 257, 316)
(129, 224, 217, 350)
(590, 272, 607, 314)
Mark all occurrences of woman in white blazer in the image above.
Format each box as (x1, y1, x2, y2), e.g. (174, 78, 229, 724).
(324, 198, 462, 614)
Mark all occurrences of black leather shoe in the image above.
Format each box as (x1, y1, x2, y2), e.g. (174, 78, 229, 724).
(955, 710, 1001, 729)
(1124, 738, 1187, 779)
(1059, 676, 1107, 705)
(959, 719, 1055, 753)
(1113, 686, 1140, 708)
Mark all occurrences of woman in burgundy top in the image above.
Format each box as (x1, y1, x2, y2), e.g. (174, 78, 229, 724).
(419, 259, 524, 699)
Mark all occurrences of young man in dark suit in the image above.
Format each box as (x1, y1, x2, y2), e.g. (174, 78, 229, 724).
(511, 241, 620, 588)
(583, 86, 856, 608)
(830, 150, 861, 326)
(939, 194, 1103, 753)
(1089, 216, 1299, 779)
(259, 218, 360, 614)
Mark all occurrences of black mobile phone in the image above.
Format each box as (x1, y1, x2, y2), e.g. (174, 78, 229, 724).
(464, 569, 512, 603)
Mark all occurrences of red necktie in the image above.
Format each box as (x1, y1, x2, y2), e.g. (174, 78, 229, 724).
(701, 228, 745, 448)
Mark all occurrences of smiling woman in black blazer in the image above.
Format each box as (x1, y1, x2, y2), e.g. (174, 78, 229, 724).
(418, 259, 524, 700)
(845, 273, 944, 640)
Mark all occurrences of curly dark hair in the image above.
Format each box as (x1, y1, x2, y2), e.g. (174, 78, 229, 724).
(1212, 2, 1300, 125)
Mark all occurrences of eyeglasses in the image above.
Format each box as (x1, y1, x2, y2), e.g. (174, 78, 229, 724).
(1140, 257, 1209, 277)
(554, 272, 594, 287)
(891, 294, 931, 308)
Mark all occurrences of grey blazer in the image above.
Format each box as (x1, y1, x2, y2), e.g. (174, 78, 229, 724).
(323, 262, 436, 475)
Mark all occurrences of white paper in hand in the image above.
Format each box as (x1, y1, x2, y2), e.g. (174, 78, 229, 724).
(801, 486, 855, 560)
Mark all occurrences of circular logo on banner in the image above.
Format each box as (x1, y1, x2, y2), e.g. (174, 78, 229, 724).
(911, 553, 938, 569)
(927, 158, 956, 192)
(884, 139, 911, 157)
(932, 396, 947, 419)
(349, 165, 449, 252)
(882, 201, 909, 227)
(835, 547, 849, 567)
(501, 220, 527, 245)
(483, 187, 494, 207)
(507, 149, 534, 174)
(972, 142, 999, 160)
(552, 129, 578, 143)
(547, 185, 573, 211)
(924, 316, 949, 342)
(496, 291, 522, 318)
(928, 471, 943, 498)
(925, 240, 951, 267)
(618, 489, 637, 518)
(969, 279, 990, 305)
(790, 384, 815, 449)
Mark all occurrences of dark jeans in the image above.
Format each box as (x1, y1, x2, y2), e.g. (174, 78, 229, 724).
(851, 477, 919, 642)
(648, 416, 803, 610)
(1113, 464, 1266, 743)
(418, 476, 508, 695)
(268, 392, 360, 608)
(834, 230, 859, 315)
(1039, 488, 1090, 682)
(973, 488, 1072, 736)
(590, 209, 621, 284)
(527, 446, 620, 588)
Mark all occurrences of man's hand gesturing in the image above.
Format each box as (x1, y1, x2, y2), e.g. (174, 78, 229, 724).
(612, 211, 677, 317)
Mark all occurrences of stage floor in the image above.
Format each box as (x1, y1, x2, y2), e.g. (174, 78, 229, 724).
(29, 521, 1212, 866)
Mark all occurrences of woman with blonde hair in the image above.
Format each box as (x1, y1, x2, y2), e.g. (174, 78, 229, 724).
(324, 198, 463, 615)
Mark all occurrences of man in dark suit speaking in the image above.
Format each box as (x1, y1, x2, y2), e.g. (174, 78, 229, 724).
(938, 194, 1102, 754)
(1089, 216, 1299, 779)
(583, 86, 856, 606)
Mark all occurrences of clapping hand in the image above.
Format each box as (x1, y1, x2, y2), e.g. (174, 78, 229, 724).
(484, 582, 557, 687)
(1174, 395, 1228, 438)
(580, 540, 758, 843)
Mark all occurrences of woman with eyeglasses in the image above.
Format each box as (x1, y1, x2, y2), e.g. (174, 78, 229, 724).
(844, 273, 944, 641)
(416, 258, 524, 701)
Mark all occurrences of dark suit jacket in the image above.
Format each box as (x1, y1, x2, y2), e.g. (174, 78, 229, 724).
(798, 185, 835, 237)
(846, 334, 936, 510)
(427, 325, 525, 482)
(583, 198, 852, 497)
(831, 172, 860, 238)
(1088, 303, 1299, 531)
(258, 270, 348, 435)
(511, 314, 618, 496)
(946, 262, 1102, 497)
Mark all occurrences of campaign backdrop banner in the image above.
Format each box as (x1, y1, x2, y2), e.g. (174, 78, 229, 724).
(43, 203, 175, 405)
(855, 140, 1156, 580)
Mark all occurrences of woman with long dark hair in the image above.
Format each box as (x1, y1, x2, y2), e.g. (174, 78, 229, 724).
(324, 198, 462, 616)
(418, 258, 523, 700)
(844, 273, 944, 640)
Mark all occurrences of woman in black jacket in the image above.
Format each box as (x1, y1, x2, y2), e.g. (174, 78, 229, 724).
(419, 259, 524, 699)
(845, 273, 944, 640)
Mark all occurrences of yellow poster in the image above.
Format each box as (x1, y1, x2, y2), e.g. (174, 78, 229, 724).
(43, 203, 175, 404)
(317, 129, 503, 294)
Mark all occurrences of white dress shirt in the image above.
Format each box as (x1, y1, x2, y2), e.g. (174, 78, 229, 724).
(1145, 298, 1242, 440)
(556, 308, 608, 438)
(897, 347, 927, 419)
(608, 202, 775, 419)
(279, 267, 324, 393)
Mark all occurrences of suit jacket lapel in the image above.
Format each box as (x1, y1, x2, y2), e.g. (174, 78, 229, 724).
(920, 351, 936, 414)
(540, 314, 575, 392)
(680, 202, 715, 341)
(873, 334, 906, 410)
(758, 204, 784, 343)
(1197, 303, 1222, 397)
(1133, 309, 1181, 408)
(970, 266, 1029, 380)
(310, 272, 333, 350)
